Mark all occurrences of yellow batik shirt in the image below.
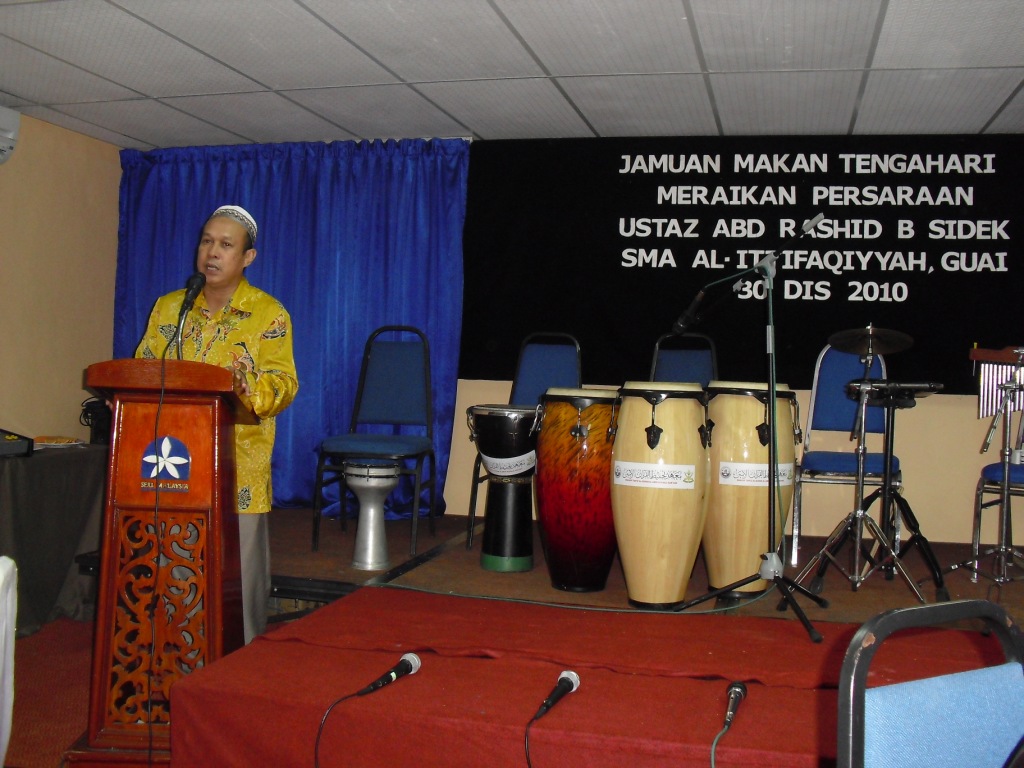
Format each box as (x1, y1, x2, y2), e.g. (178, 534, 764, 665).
(135, 278, 299, 514)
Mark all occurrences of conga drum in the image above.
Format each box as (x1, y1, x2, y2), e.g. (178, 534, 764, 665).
(534, 388, 619, 592)
(467, 404, 539, 572)
(610, 382, 709, 608)
(702, 381, 800, 594)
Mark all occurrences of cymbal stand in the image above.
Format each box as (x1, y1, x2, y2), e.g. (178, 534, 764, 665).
(790, 380, 949, 602)
(948, 350, 1024, 589)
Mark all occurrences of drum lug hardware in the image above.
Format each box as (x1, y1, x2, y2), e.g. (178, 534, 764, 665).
(757, 421, 770, 446)
(698, 422, 710, 448)
(645, 423, 663, 449)
(571, 412, 589, 440)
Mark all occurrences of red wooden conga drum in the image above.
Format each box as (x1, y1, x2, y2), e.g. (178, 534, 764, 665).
(702, 381, 799, 594)
(534, 388, 619, 592)
(610, 382, 709, 608)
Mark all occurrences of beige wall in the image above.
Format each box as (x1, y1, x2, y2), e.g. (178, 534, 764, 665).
(448, 379, 999, 546)
(0, 115, 121, 441)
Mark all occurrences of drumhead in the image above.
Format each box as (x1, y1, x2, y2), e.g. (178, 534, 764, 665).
(706, 380, 795, 399)
(543, 387, 618, 405)
(343, 461, 400, 478)
(468, 403, 539, 417)
(619, 381, 703, 399)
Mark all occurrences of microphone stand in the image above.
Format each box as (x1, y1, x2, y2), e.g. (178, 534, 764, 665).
(674, 215, 828, 644)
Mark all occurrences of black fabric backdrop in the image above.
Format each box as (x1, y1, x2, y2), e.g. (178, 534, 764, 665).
(460, 135, 1022, 394)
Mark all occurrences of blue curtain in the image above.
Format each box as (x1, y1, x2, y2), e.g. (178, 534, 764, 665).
(114, 139, 470, 514)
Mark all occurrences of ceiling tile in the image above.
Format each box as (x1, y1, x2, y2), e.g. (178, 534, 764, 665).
(497, 0, 702, 75)
(0, 0, 261, 97)
(417, 79, 593, 140)
(19, 105, 154, 149)
(874, 0, 1024, 68)
(986, 80, 1024, 134)
(285, 84, 469, 140)
(118, 0, 397, 90)
(0, 34, 139, 104)
(560, 74, 717, 136)
(857, 69, 1023, 133)
(713, 70, 864, 135)
(693, 0, 884, 71)
(57, 99, 248, 148)
(160, 92, 353, 144)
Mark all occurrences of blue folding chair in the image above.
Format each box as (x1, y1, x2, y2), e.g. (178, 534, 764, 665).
(838, 599, 1024, 768)
(311, 326, 436, 555)
(649, 332, 717, 387)
(791, 344, 895, 564)
(465, 332, 581, 548)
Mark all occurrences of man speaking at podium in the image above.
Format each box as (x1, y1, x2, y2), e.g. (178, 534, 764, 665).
(135, 205, 299, 643)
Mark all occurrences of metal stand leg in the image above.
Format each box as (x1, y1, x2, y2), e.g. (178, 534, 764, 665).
(789, 385, 948, 603)
(945, 356, 1024, 591)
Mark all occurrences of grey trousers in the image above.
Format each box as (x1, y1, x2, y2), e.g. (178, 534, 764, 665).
(237, 512, 270, 644)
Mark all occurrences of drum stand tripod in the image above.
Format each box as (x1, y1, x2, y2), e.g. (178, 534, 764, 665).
(788, 370, 949, 603)
(947, 349, 1024, 592)
(673, 215, 828, 643)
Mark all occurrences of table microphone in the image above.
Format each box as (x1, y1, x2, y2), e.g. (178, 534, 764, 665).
(533, 670, 580, 720)
(356, 653, 421, 696)
(723, 681, 747, 728)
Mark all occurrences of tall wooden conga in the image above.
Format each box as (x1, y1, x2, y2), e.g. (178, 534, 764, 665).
(467, 404, 539, 572)
(534, 388, 618, 592)
(610, 382, 709, 608)
(702, 381, 799, 594)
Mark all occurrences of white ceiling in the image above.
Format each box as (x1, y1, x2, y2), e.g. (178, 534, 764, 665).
(1, 0, 1022, 150)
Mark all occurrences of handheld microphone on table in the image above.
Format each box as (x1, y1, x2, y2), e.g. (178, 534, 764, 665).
(723, 681, 747, 728)
(533, 670, 580, 721)
(356, 653, 422, 696)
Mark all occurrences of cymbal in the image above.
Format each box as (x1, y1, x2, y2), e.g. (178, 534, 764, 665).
(828, 325, 913, 356)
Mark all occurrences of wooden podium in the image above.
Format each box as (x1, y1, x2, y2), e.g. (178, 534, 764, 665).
(65, 359, 249, 766)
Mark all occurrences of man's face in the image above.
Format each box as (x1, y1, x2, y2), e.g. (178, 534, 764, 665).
(196, 216, 256, 293)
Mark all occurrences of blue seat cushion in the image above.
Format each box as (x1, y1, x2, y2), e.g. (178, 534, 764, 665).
(800, 450, 898, 476)
(981, 461, 1024, 484)
(321, 433, 433, 458)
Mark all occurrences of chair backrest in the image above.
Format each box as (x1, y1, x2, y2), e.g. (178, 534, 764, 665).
(804, 344, 887, 449)
(650, 332, 717, 386)
(350, 326, 432, 432)
(509, 332, 581, 406)
(838, 599, 1024, 768)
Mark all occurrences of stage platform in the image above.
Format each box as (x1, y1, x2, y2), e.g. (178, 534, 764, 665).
(170, 584, 1007, 767)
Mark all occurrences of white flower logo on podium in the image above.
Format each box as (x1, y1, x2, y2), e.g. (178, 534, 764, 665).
(140, 435, 192, 492)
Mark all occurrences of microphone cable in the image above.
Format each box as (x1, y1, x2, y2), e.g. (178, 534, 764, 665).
(525, 670, 580, 768)
(314, 654, 422, 768)
(710, 681, 747, 768)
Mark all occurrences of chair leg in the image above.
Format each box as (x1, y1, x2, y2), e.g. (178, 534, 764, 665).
(409, 463, 424, 556)
(312, 453, 326, 552)
(791, 477, 804, 567)
(972, 478, 986, 583)
(467, 454, 482, 550)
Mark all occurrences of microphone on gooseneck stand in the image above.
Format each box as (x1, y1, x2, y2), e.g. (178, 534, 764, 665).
(164, 272, 206, 360)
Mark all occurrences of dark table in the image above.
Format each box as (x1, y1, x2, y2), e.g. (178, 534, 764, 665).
(0, 444, 107, 635)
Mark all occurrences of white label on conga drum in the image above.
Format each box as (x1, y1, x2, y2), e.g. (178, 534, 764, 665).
(612, 461, 697, 489)
(716, 462, 795, 486)
(480, 451, 537, 477)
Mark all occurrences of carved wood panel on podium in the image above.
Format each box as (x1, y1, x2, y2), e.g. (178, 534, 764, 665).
(65, 359, 248, 766)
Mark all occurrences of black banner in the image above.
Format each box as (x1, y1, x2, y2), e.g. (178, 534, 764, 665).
(461, 135, 1023, 394)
